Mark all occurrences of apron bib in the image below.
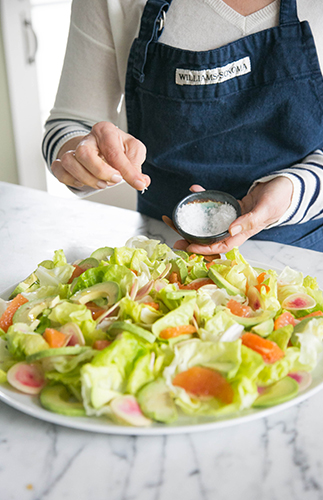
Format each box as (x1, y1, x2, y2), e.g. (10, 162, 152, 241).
(125, 0, 323, 250)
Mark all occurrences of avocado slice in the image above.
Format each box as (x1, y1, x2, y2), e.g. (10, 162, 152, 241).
(71, 281, 121, 305)
(137, 378, 178, 423)
(26, 346, 91, 362)
(227, 309, 275, 328)
(107, 321, 156, 343)
(252, 377, 299, 408)
(40, 384, 86, 416)
(13, 296, 60, 325)
(78, 257, 99, 270)
(9, 272, 38, 299)
(90, 246, 114, 261)
(208, 268, 244, 297)
(170, 258, 188, 284)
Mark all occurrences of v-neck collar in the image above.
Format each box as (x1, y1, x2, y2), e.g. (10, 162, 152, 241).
(203, 0, 280, 34)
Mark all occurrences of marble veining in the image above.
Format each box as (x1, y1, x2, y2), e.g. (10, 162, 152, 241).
(1, 181, 323, 500)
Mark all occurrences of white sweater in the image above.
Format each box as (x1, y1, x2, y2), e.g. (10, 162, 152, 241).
(43, 0, 323, 226)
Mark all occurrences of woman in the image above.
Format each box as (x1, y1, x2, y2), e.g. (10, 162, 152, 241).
(43, 0, 323, 253)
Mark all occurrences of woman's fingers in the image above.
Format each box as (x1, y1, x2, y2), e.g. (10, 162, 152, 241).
(51, 122, 151, 192)
(51, 160, 85, 189)
(53, 150, 112, 190)
(162, 215, 180, 234)
(91, 122, 150, 191)
(190, 184, 205, 193)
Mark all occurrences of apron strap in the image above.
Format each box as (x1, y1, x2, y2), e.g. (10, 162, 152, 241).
(132, 0, 172, 83)
(279, 0, 299, 25)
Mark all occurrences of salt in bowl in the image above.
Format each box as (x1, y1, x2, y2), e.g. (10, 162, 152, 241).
(172, 190, 241, 245)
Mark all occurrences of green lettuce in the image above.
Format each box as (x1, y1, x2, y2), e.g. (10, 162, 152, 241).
(126, 352, 155, 395)
(6, 324, 49, 360)
(257, 348, 301, 386)
(152, 297, 196, 336)
(199, 310, 239, 342)
(48, 302, 101, 344)
(81, 332, 148, 413)
(164, 338, 242, 382)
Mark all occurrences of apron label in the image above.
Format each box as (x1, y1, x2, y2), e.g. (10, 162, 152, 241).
(175, 56, 251, 86)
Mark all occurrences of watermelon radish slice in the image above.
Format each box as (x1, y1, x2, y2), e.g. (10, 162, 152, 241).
(7, 362, 45, 395)
(110, 395, 152, 427)
(282, 293, 316, 311)
(247, 286, 264, 311)
(60, 322, 85, 346)
(288, 371, 312, 392)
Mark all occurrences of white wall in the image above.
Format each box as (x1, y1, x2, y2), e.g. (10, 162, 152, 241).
(0, 27, 18, 184)
(0, 0, 136, 210)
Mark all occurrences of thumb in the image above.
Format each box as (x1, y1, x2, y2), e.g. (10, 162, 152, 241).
(229, 206, 269, 237)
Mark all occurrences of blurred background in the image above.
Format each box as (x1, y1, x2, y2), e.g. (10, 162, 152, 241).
(0, 0, 136, 210)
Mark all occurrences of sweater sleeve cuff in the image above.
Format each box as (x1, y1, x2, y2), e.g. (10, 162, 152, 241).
(50, 130, 90, 166)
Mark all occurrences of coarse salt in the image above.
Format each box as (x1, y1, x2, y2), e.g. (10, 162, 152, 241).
(176, 200, 237, 236)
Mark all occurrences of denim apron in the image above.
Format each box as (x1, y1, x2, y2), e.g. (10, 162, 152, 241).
(125, 0, 323, 250)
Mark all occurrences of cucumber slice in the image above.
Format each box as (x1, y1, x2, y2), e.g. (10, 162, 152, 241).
(251, 318, 275, 337)
(137, 378, 178, 423)
(26, 346, 91, 362)
(40, 384, 86, 416)
(252, 377, 299, 408)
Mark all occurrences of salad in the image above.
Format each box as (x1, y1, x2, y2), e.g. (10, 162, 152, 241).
(0, 236, 323, 427)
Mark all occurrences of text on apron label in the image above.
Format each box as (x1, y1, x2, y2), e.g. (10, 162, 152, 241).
(175, 56, 251, 86)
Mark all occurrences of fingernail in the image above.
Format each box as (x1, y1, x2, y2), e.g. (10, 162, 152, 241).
(230, 225, 242, 236)
(111, 174, 123, 184)
(134, 180, 146, 191)
(74, 181, 84, 188)
(97, 180, 108, 189)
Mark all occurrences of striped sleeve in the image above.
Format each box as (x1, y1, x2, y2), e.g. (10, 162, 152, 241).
(42, 118, 102, 198)
(42, 118, 93, 168)
(250, 149, 323, 228)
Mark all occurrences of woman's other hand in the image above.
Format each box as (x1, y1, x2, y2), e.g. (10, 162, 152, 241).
(51, 122, 150, 191)
(163, 177, 293, 254)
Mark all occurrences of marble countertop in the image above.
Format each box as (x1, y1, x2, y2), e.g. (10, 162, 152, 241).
(1, 181, 323, 500)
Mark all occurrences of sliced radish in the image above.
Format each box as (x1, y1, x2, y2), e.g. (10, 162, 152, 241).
(158, 263, 172, 280)
(110, 395, 152, 427)
(135, 280, 154, 300)
(288, 371, 312, 392)
(282, 293, 316, 311)
(7, 362, 45, 395)
(60, 322, 85, 346)
(96, 300, 121, 324)
(149, 352, 156, 372)
(153, 279, 168, 292)
(130, 278, 139, 300)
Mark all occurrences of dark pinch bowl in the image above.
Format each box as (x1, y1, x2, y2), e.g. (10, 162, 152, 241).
(172, 190, 241, 245)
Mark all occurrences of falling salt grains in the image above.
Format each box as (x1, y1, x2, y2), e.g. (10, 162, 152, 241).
(176, 201, 237, 236)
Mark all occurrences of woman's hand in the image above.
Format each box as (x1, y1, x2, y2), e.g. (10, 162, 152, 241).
(51, 122, 150, 191)
(163, 177, 293, 254)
